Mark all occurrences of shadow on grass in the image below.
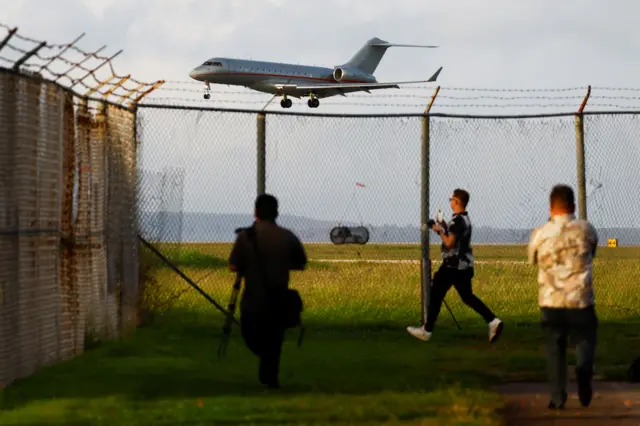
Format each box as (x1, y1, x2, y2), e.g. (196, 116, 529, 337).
(0, 315, 506, 411)
(2, 310, 639, 414)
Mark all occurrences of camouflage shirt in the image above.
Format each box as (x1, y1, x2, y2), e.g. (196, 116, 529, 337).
(527, 214, 598, 309)
(441, 212, 474, 270)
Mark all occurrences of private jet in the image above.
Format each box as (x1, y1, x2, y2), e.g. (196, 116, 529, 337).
(188, 37, 442, 108)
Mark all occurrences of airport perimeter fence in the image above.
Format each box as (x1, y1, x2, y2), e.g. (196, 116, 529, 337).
(0, 69, 140, 388)
(0, 22, 164, 389)
(135, 104, 640, 330)
(3, 21, 640, 392)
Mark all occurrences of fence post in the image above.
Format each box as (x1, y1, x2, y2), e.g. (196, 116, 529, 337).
(575, 86, 590, 220)
(420, 86, 440, 325)
(257, 112, 266, 195)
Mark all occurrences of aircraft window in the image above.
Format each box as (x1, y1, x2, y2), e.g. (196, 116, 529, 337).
(203, 62, 212, 65)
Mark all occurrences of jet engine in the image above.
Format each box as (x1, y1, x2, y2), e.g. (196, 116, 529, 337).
(332, 67, 376, 83)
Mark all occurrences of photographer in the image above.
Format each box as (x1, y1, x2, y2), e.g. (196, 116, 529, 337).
(528, 184, 598, 409)
(228, 194, 307, 389)
(407, 188, 504, 343)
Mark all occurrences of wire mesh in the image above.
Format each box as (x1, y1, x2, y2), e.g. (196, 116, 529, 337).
(106, 104, 139, 334)
(0, 23, 153, 388)
(134, 105, 640, 332)
(135, 106, 258, 321)
(0, 75, 140, 389)
(262, 114, 424, 326)
(427, 115, 579, 322)
(0, 72, 66, 385)
(581, 113, 640, 320)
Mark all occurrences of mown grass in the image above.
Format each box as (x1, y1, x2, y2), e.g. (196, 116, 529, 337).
(153, 241, 640, 262)
(1, 243, 639, 425)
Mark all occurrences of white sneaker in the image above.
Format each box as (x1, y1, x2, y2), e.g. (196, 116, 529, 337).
(488, 318, 503, 343)
(407, 325, 432, 341)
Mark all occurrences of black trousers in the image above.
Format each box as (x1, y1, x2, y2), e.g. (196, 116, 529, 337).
(425, 265, 496, 332)
(540, 305, 598, 404)
(240, 311, 286, 387)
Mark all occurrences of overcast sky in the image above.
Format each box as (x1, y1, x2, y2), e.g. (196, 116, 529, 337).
(4, 0, 640, 108)
(2, 1, 640, 238)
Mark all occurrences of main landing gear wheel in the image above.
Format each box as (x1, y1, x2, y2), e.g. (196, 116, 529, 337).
(280, 97, 292, 108)
(307, 98, 319, 108)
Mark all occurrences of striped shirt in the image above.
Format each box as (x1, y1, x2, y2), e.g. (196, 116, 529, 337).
(441, 212, 474, 270)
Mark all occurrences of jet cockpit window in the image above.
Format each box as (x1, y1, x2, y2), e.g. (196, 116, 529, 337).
(202, 61, 224, 67)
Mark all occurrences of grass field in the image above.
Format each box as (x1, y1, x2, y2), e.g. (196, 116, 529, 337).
(1, 243, 639, 425)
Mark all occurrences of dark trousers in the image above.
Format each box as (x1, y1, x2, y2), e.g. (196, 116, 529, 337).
(425, 265, 496, 332)
(541, 305, 598, 404)
(240, 311, 286, 387)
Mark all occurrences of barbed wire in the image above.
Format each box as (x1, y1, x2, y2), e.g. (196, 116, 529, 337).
(164, 79, 591, 92)
(140, 95, 640, 111)
(143, 78, 640, 113)
(154, 86, 593, 101)
(0, 22, 165, 107)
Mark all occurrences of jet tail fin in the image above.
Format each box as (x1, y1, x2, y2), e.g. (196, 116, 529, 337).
(342, 37, 438, 75)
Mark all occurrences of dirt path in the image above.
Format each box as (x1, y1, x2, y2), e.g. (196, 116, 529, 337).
(311, 258, 526, 264)
(494, 381, 640, 425)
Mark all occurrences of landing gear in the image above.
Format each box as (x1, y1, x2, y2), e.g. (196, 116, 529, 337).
(280, 96, 292, 108)
(307, 95, 319, 108)
(203, 82, 211, 100)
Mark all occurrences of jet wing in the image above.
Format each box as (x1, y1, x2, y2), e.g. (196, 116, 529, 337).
(276, 67, 443, 93)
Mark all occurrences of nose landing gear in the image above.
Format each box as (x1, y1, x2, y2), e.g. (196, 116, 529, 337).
(203, 82, 211, 100)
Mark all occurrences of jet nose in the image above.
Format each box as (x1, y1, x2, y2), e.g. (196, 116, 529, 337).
(189, 68, 200, 80)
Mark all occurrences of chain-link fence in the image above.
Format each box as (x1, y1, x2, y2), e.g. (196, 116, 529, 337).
(0, 70, 140, 388)
(136, 105, 640, 331)
(0, 22, 165, 388)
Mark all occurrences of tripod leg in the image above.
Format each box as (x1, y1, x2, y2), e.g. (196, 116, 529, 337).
(443, 299, 462, 330)
(428, 265, 461, 331)
(217, 275, 242, 358)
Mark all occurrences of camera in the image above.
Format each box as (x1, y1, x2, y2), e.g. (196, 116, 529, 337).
(427, 209, 448, 234)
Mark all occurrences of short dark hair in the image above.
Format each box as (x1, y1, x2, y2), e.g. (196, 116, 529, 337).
(255, 193, 278, 221)
(550, 184, 575, 210)
(452, 188, 470, 208)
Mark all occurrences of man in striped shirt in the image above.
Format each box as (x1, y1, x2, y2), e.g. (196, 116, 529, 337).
(407, 188, 504, 343)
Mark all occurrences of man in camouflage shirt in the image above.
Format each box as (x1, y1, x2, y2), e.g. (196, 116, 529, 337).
(528, 184, 599, 410)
